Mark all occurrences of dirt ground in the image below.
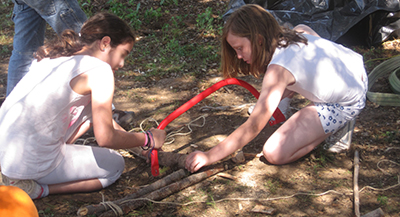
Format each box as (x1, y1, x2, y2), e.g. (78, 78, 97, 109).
(0, 0, 400, 217)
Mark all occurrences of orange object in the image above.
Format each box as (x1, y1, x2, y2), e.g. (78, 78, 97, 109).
(0, 185, 39, 217)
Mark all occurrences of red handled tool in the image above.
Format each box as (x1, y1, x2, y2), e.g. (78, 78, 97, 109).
(151, 78, 285, 176)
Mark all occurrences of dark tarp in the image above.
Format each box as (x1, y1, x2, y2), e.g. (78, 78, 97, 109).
(223, 0, 400, 47)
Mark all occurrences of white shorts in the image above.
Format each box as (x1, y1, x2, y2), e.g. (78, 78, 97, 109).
(316, 73, 368, 134)
(37, 104, 124, 188)
(315, 99, 365, 134)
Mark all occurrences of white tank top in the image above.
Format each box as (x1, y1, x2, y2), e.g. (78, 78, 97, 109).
(269, 34, 367, 105)
(0, 55, 112, 179)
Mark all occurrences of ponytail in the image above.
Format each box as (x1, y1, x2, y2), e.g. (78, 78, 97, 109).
(35, 30, 83, 61)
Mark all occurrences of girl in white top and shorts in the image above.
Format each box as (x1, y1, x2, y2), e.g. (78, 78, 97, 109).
(185, 4, 367, 173)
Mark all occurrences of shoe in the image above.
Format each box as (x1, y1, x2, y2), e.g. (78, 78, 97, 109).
(324, 118, 356, 153)
(1, 174, 44, 199)
(112, 110, 136, 129)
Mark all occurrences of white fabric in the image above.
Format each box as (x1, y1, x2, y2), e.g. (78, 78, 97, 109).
(0, 55, 112, 180)
(36, 144, 124, 188)
(269, 34, 367, 105)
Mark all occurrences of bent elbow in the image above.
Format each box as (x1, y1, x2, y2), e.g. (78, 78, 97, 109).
(94, 133, 114, 148)
(97, 141, 111, 148)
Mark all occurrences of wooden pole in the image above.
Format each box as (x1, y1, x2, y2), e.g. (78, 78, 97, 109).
(354, 150, 360, 217)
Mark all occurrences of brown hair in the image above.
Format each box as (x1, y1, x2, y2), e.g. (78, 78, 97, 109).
(221, 4, 307, 78)
(35, 12, 135, 61)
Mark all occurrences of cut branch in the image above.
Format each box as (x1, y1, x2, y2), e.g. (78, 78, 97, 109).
(354, 150, 360, 217)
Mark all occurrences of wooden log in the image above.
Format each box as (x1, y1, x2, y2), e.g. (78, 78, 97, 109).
(354, 150, 360, 217)
(77, 169, 187, 216)
(157, 151, 187, 169)
(127, 148, 187, 169)
(361, 208, 385, 217)
(99, 166, 225, 217)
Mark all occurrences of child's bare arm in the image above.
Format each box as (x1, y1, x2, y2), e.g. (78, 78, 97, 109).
(185, 65, 293, 173)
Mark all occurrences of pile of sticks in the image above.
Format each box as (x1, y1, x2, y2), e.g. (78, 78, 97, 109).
(76, 148, 388, 216)
(77, 167, 225, 217)
(77, 148, 226, 217)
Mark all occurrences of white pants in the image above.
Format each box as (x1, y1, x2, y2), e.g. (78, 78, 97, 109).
(36, 144, 124, 188)
(37, 104, 124, 188)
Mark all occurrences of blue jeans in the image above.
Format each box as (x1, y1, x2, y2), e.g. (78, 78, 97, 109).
(6, 0, 87, 96)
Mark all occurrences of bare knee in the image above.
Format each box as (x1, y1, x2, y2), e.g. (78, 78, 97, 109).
(262, 148, 288, 165)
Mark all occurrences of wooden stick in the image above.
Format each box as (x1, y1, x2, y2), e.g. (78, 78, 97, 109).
(77, 169, 187, 216)
(354, 150, 360, 217)
(99, 166, 225, 217)
(217, 173, 237, 181)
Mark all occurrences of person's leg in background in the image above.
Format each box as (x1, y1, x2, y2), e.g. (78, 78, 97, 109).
(6, 1, 46, 96)
(6, 0, 87, 96)
(27, 0, 87, 35)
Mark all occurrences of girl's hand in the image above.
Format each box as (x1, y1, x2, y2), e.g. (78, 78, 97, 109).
(185, 150, 209, 173)
(141, 128, 166, 163)
(149, 128, 166, 149)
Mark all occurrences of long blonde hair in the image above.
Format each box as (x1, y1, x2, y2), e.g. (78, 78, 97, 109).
(221, 4, 307, 78)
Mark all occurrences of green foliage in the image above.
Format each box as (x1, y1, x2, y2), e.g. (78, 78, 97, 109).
(264, 179, 281, 194)
(127, 211, 143, 216)
(0, 1, 13, 29)
(107, 0, 142, 30)
(382, 130, 398, 143)
(196, 7, 215, 32)
(205, 193, 222, 212)
(143, 7, 162, 24)
(77, 1, 224, 79)
(0, 44, 10, 55)
(158, 166, 169, 174)
(313, 148, 334, 167)
(377, 195, 388, 206)
(160, 0, 178, 6)
(170, 15, 188, 28)
(38, 208, 54, 217)
(78, 0, 95, 17)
